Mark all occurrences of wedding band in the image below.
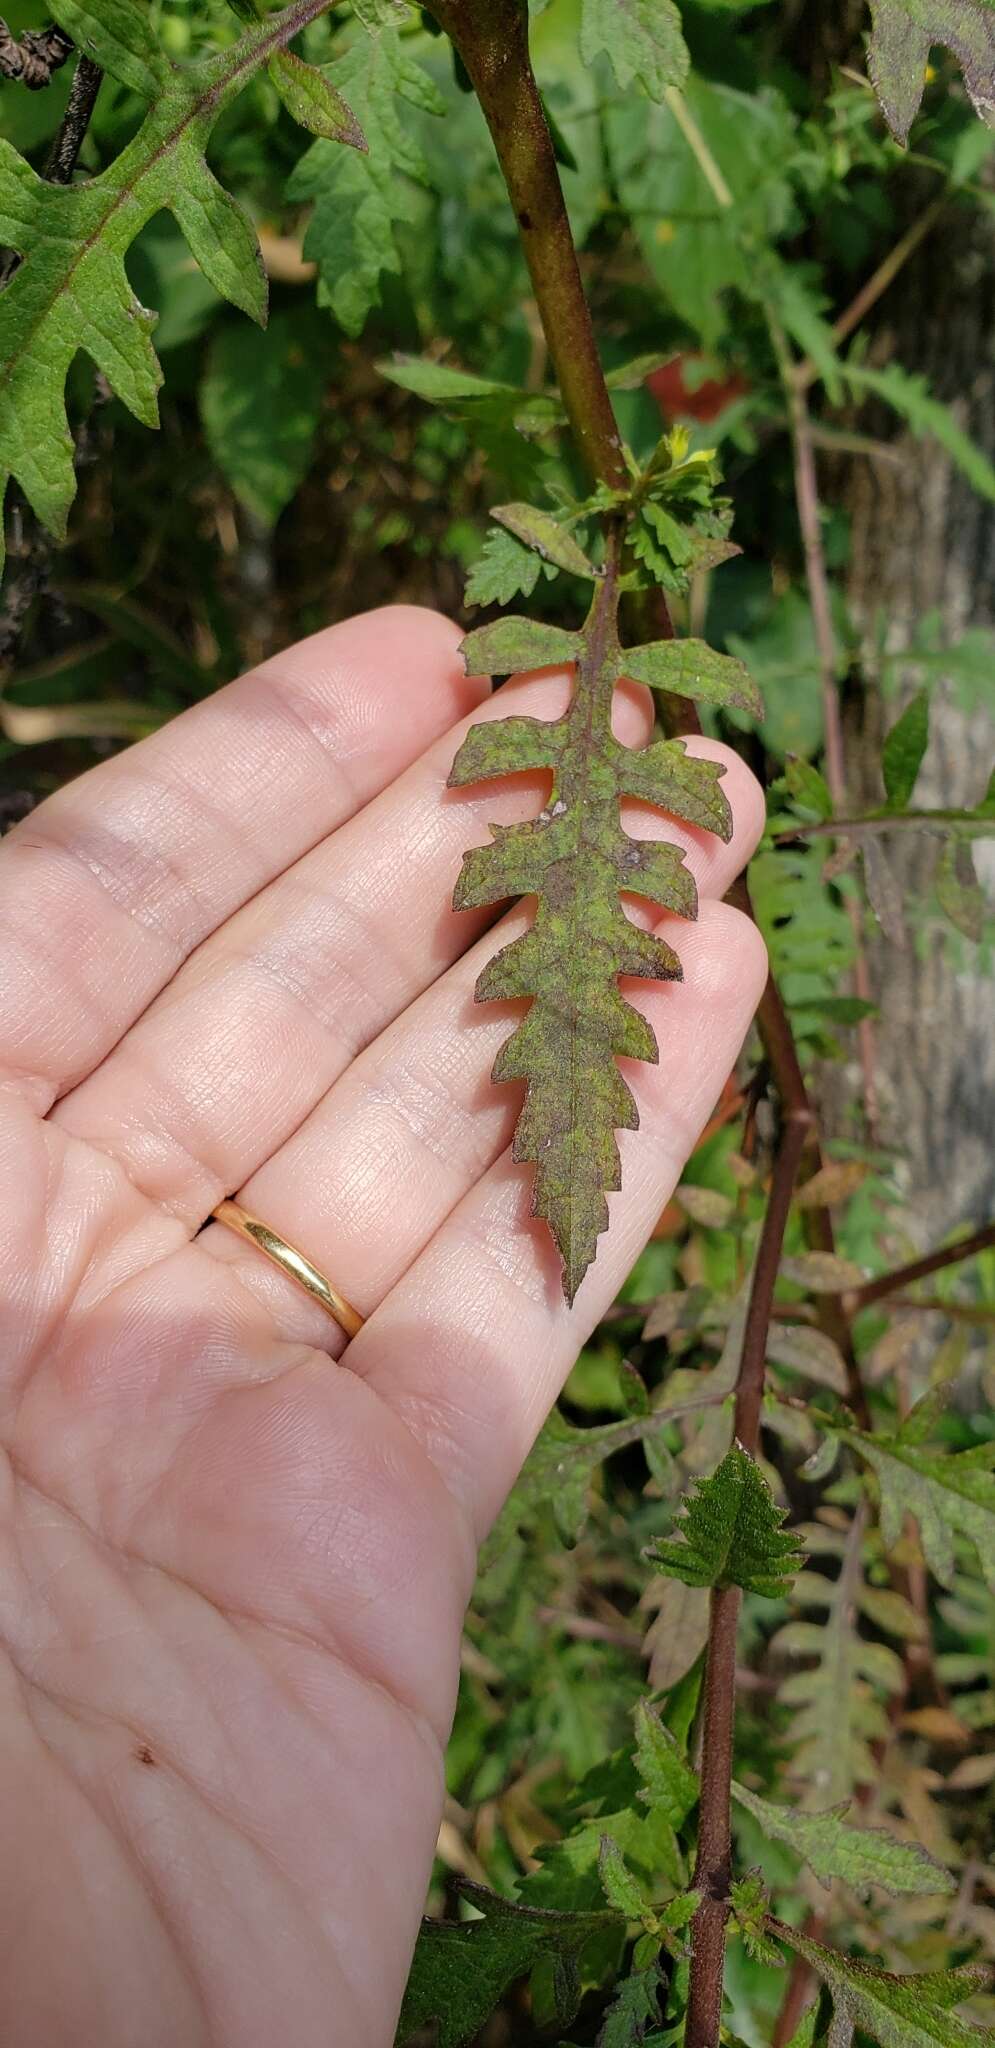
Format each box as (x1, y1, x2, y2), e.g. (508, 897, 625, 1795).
(211, 1199, 364, 1340)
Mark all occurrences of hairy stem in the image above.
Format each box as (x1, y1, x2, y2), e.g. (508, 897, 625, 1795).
(426, 0, 626, 491)
(45, 52, 103, 184)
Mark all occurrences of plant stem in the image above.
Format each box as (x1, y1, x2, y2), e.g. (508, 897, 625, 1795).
(45, 53, 102, 184)
(848, 1220, 995, 1310)
(776, 806, 994, 839)
(426, 0, 626, 492)
(767, 306, 881, 1141)
(794, 194, 948, 393)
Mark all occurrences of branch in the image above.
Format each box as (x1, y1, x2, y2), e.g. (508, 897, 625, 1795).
(766, 306, 880, 1140)
(686, 1099, 813, 2048)
(775, 806, 994, 841)
(848, 1221, 995, 1310)
(425, 0, 626, 491)
(44, 51, 103, 185)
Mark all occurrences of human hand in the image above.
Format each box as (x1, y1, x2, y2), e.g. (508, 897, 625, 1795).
(0, 607, 766, 2047)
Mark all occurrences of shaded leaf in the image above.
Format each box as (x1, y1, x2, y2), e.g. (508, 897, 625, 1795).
(579, 0, 690, 99)
(647, 1444, 803, 1597)
(936, 838, 987, 940)
(867, 0, 995, 143)
(397, 1881, 618, 2048)
(732, 1782, 955, 1896)
(771, 1923, 994, 2047)
(644, 1577, 711, 1690)
(781, 1252, 866, 1293)
(846, 360, 995, 505)
(766, 1323, 850, 1394)
(199, 309, 326, 526)
(633, 1701, 699, 1828)
(843, 1409, 995, 1590)
(795, 1162, 871, 1208)
(675, 1184, 735, 1229)
(863, 838, 907, 944)
(621, 638, 762, 717)
(883, 691, 930, 808)
(595, 1965, 663, 2046)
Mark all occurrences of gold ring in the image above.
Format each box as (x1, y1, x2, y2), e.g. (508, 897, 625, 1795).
(211, 1199, 364, 1340)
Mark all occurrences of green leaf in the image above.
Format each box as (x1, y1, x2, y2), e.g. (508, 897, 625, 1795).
(784, 754, 834, 819)
(51, 0, 166, 97)
(288, 30, 444, 336)
(867, 0, 995, 143)
(843, 1412, 995, 1590)
(397, 1882, 618, 2048)
(267, 50, 366, 144)
(460, 619, 582, 676)
(646, 1445, 803, 1597)
(936, 838, 987, 940)
(199, 309, 327, 526)
(732, 1782, 955, 1897)
(882, 691, 930, 808)
(595, 1965, 664, 2046)
(730, 1870, 783, 1967)
(449, 573, 731, 1300)
(492, 502, 597, 578)
(621, 639, 763, 718)
(633, 1701, 699, 1829)
(846, 361, 995, 505)
(0, 4, 320, 560)
(579, 0, 690, 99)
(466, 527, 548, 607)
(481, 1406, 687, 1567)
(780, 1252, 866, 1293)
(598, 1835, 653, 1919)
(771, 1923, 995, 2047)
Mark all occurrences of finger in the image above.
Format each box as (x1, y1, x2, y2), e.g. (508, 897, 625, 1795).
(345, 899, 768, 1537)
(52, 677, 720, 1227)
(0, 608, 484, 1111)
(198, 746, 765, 1345)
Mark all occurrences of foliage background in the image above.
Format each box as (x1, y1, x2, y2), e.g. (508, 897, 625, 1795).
(2, 2, 995, 2043)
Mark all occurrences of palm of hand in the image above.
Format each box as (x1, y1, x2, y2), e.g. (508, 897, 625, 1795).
(0, 608, 764, 2047)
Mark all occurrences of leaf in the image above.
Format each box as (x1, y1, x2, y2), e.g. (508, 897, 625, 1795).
(598, 1835, 653, 1920)
(267, 50, 366, 143)
(449, 571, 731, 1299)
(867, 0, 995, 143)
(773, 1515, 898, 1805)
(766, 1323, 850, 1394)
(397, 1881, 618, 2048)
(646, 1444, 803, 1597)
(730, 1870, 783, 1966)
(492, 502, 597, 578)
(780, 1252, 866, 1293)
(882, 691, 930, 808)
(843, 1415, 995, 1590)
(460, 619, 582, 676)
(595, 1965, 664, 2047)
(784, 754, 834, 819)
(199, 309, 327, 526)
(644, 1577, 711, 1690)
(795, 1162, 871, 1208)
(288, 31, 444, 337)
(579, 0, 690, 100)
(862, 838, 907, 945)
(846, 361, 995, 505)
(466, 527, 548, 607)
(621, 639, 763, 718)
(675, 1184, 735, 1229)
(481, 1406, 683, 1566)
(732, 1782, 955, 1896)
(936, 839, 987, 940)
(633, 1701, 699, 1828)
(0, 2, 308, 560)
(770, 1923, 995, 2047)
